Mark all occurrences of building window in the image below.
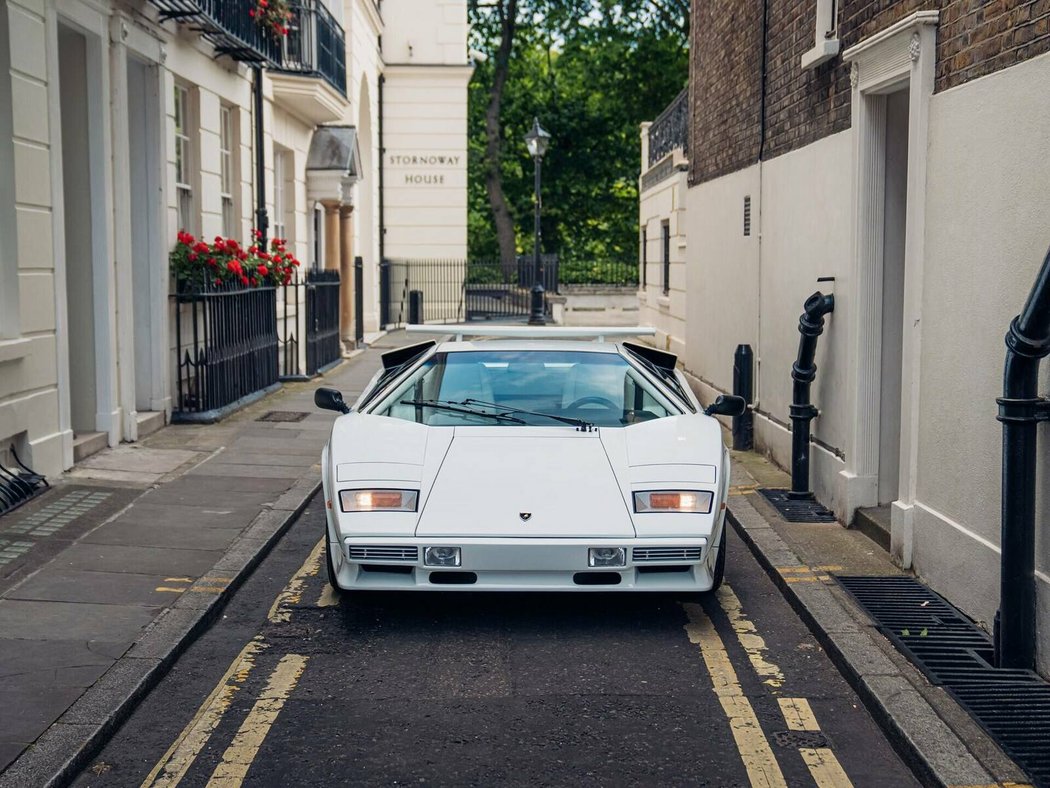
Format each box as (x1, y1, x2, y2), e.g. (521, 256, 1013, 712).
(661, 221, 670, 296)
(174, 85, 195, 233)
(273, 147, 287, 242)
(801, 0, 841, 69)
(641, 226, 647, 289)
(219, 105, 237, 238)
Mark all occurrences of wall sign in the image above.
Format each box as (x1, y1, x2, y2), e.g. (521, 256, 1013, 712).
(388, 153, 462, 186)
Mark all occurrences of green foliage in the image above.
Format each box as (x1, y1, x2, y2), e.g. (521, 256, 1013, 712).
(468, 1, 688, 265)
(559, 260, 639, 286)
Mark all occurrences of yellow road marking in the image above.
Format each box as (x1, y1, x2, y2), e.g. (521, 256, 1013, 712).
(717, 585, 784, 691)
(778, 697, 820, 731)
(316, 583, 341, 608)
(140, 638, 266, 788)
(164, 577, 194, 583)
(682, 602, 787, 788)
(205, 654, 309, 787)
(715, 590, 853, 788)
(267, 538, 324, 623)
(800, 748, 854, 788)
(155, 587, 187, 594)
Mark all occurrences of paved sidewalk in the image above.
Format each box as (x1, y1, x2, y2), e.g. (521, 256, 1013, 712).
(0, 331, 416, 785)
(725, 449, 1030, 788)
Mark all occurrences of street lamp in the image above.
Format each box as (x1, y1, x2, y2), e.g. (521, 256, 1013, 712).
(524, 117, 551, 325)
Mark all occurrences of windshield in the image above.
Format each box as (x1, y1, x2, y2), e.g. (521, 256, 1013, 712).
(373, 350, 679, 427)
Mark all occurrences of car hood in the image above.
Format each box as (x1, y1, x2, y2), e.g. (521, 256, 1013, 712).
(415, 428, 634, 538)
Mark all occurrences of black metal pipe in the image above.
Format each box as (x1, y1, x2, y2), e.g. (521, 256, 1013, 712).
(253, 66, 269, 248)
(733, 344, 754, 451)
(996, 244, 1050, 670)
(788, 291, 835, 500)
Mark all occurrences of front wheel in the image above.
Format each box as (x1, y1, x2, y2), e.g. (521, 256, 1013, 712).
(324, 525, 345, 597)
(708, 525, 727, 593)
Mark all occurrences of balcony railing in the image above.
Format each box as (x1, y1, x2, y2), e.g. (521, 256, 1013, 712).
(149, 0, 283, 65)
(274, 1, 348, 96)
(648, 88, 689, 167)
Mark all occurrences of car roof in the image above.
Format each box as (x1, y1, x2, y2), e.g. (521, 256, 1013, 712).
(434, 340, 622, 354)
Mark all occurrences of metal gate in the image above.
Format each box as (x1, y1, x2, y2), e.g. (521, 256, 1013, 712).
(379, 256, 558, 327)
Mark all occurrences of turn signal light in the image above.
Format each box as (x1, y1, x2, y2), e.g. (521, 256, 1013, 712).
(633, 490, 713, 514)
(339, 489, 419, 512)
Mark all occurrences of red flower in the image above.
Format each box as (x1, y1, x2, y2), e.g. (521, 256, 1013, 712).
(227, 260, 242, 275)
(193, 242, 209, 254)
(188, 252, 198, 262)
(248, 7, 256, 16)
(214, 278, 223, 287)
(240, 275, 250, 286)
(257, 265, 269, 277)
(292, 259, 300, 267)
(259, 0, 268, 8)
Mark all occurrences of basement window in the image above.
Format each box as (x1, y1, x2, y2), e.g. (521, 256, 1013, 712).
(801, 0, 840, 70)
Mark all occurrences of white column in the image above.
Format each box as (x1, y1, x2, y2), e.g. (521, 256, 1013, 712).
(109, 13, 138, 440)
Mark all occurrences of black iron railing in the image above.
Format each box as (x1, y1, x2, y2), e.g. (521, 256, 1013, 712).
(648, 88, 689, 167)
(275, 0, 348, 96)
(148, 0, 283, 64)
(380, 256, 572, 327)
(173, 281, 279, 419)
(0, 448, 48, 516)
(278, 270, 342, 378)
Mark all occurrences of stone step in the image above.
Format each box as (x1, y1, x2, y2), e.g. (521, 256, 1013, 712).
(135, 410, 166, 439)
(853, 504, 892, 551)
(72, 431, 107, 463)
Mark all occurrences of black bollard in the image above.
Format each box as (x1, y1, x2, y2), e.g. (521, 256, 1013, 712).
(788, 292, 835, 500)
(732, 344, 754, 450)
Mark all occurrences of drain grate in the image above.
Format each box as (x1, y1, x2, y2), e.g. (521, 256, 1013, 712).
(256, 411, 309, 423)
(839, 575, 1050, 787)
(758, 489, 837, 522)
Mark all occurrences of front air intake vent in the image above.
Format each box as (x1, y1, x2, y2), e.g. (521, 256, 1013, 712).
(633, 547, 702, 562)
(348, 546, 419, 562)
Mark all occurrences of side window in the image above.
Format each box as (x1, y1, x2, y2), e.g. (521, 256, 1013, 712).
(624, 373, 672, 421)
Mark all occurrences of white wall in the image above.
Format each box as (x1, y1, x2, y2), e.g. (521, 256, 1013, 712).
(381, 0, 467, 64)
(639, 155, 688, 357)
(914, 49, 1050, 675)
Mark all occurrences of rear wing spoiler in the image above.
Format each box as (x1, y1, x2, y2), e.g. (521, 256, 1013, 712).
(404, 325, 656, 342)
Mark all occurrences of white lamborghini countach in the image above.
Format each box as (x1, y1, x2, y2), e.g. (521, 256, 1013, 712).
(315, 326, 745, 595)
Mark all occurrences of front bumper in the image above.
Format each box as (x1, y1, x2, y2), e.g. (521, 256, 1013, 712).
(330, 536, 718, 592)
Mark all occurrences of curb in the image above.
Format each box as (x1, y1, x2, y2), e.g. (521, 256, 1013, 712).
(726, 493, 1004, 788)
(0, 478, 321, 788)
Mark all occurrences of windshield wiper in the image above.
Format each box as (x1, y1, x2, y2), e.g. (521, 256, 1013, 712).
(460, 399, 595, 432)
(401, 399, 526, 424)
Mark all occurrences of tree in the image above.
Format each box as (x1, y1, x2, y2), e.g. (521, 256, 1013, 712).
(468, 1, 688, 266)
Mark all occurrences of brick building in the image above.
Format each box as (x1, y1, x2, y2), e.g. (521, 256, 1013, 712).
(662, 0, 1050, 674)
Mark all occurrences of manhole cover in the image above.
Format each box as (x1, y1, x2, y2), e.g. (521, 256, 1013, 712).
(772, 730, 829, 749)
(257, 411, 309, 423)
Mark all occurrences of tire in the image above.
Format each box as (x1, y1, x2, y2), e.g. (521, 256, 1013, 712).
(324, 525, 345, 596)
(708, 524, 727, 593)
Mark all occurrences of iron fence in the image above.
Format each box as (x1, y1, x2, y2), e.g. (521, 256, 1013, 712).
(648, 88, 689, 167)
(278, 270, 342, 379)
(173, 280, 279, 420)
(275, 0, 348, 95)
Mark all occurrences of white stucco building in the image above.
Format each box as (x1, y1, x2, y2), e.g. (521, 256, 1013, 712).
(677, 2, 1050, 674)
(0, 0, 469, 480)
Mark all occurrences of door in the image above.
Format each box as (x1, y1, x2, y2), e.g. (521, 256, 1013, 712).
(877, 89, 909, 505)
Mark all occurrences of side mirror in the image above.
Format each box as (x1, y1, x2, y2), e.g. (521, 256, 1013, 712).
(704, 395, 747, 418)
(315, 387, 350, 414)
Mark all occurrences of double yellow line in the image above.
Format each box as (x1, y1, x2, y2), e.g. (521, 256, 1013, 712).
(683, 586, 853, 787)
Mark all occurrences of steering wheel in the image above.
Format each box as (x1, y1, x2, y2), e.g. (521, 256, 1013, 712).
(565, 395, 619, 411)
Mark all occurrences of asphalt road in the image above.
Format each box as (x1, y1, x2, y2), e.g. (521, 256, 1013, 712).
(72, 495, 919, 788)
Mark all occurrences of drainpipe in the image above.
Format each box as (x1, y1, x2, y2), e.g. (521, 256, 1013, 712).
(995, 244, 1050, 670)
(253, 66, 269, 247)
(378, 73, 385, 265)
(788, 291, 835, 500)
